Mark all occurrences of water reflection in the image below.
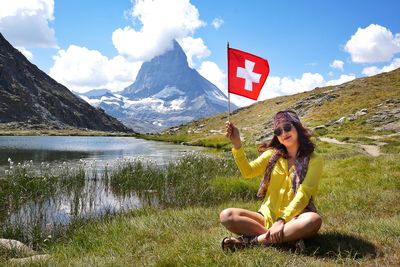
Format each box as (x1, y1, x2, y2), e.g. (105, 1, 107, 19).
(0, 136, 202, 244)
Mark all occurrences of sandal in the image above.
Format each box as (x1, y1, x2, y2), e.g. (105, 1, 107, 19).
(221, 235, 258, 252)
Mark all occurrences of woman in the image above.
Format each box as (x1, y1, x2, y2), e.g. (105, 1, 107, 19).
(220, 109, 323, 251)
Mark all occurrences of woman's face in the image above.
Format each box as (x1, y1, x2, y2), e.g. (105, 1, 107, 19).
(275, 122, 299, 148)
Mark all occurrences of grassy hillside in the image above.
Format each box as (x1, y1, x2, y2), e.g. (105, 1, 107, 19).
(142, 68, 400, 152)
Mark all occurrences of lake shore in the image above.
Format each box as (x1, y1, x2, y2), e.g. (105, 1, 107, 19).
(0, 127, 136, 137)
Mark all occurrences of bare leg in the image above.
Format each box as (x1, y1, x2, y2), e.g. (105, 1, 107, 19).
(219, 208, 267, 236)
(258, 212, 322, 245)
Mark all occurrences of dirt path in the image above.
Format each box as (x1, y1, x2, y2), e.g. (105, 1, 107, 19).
(359, 144, 381, 157)
(318, 137, 382, 157)
(318, 137, 347, 145)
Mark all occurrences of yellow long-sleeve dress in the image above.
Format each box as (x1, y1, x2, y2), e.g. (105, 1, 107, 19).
(232, 146, 323, 228)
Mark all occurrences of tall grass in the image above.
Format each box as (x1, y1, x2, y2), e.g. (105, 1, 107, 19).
(110, 152, 259, 208)
(0, 160, 86, 249)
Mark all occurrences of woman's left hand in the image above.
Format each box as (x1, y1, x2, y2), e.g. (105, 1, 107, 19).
(268, 220, 285, 244)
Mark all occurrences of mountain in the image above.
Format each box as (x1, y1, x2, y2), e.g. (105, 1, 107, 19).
(78, 88, 113, 98)
(0, 33, 131, 132)
(79, 40, 236, 133)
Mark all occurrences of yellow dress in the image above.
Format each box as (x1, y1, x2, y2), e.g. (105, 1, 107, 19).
(232, 147, 323, 228)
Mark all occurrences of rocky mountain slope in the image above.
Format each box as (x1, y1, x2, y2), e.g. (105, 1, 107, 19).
(0, 33, 131, 132)
(79, 40, 236, 133)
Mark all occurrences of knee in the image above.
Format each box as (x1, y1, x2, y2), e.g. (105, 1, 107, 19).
(308, 213, 322, 230)
(219, 208, 236, 226)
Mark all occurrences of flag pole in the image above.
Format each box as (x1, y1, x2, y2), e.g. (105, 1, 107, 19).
(227, 42, 230, 122)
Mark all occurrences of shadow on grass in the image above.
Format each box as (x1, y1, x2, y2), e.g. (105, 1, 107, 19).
(302, 232, 379, 259)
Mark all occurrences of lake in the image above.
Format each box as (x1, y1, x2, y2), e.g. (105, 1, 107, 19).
(0, 136, 203, 167)
(0, 136, 204, 243)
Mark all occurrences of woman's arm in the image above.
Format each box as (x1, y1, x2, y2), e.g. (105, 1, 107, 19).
(278, 154, 324, 221)
(226, 121, 273, 179)
(232, 146, 274, 179)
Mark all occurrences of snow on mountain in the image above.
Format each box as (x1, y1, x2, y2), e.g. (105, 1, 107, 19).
(77, 40, 236, 133)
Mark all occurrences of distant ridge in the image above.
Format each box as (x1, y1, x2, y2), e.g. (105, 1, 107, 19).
(0, 33, 131, 132)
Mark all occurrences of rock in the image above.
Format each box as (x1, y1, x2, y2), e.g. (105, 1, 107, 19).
(347, 114, 357, 121)
(375, 121, 400, 131)
(0, 238, 36, 256)
(335, 117, 346, 125)
(367, 99, 400, 131)
(355, 108, 368, 116)
(8, 254, 50, 265)
(291, 92, 339, 117)
(314, 125, 327, 130)
(210, 129, 223, 134)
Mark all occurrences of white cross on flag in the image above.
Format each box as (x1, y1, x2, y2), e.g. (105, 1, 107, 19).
(228, 47, 269, 100)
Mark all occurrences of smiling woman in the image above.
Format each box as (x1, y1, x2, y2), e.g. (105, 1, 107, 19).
(221, 109, 323, 251)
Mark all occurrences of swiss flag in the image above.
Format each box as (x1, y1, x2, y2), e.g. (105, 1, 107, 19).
(228, 47, 269, 100)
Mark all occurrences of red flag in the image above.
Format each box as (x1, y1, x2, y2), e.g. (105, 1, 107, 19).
(228, 47, 269, 100)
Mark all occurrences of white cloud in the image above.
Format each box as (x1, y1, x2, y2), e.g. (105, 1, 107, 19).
(0, 0, 56, 48)
(345, 24, 400, 63)
(198, 61, 226, 91)
(330, 59, 344, 70)
(178, 37, 210, 67)
(326, 74, 356, 86)
(49, 45, 142, 93)
(112, 0, 205, 61)
(271, 73, 325, 96)
(211, 18, 224, 29)
(362, 58, 400, 76)
(16, 46, 33, 61)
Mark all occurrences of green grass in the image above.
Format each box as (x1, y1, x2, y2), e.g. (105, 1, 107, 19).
(1, 141, 395, 266)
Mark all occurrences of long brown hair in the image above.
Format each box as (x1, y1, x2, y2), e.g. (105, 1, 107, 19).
(258, 110, 315, 158)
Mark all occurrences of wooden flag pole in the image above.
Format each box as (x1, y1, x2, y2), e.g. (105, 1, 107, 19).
(227, 42, 230, 122)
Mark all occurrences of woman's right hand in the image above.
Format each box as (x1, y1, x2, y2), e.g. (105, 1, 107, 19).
(225, 121, 242, 149)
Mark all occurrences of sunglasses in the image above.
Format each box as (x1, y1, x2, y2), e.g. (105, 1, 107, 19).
(274, 123, 293, 136)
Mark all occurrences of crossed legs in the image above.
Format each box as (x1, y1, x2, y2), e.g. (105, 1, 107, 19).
(219, 208, 322, 245)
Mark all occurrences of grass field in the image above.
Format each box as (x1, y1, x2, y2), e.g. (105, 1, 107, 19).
(2, 140, 398, 266)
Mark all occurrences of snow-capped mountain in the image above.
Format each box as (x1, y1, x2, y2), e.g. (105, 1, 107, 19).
(78, 40, 236, 133)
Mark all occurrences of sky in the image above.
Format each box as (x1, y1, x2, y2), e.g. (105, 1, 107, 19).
(0, 0, 399, 107)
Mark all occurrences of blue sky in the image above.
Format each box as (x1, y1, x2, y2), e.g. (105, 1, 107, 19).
(1, 0, 399, 106)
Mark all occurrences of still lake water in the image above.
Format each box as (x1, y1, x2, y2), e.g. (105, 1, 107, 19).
(0, 136, 204, 240)
(0, 136, 203, 167)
